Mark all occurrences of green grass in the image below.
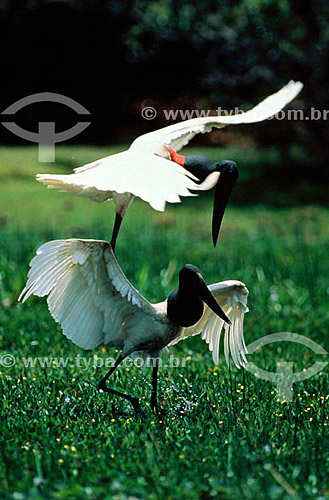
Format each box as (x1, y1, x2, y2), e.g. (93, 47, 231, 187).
(1, 146, 329, 500)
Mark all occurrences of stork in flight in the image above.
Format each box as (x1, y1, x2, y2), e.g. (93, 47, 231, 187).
(19, 239, 249, 412)
(36, 81, 303, 250)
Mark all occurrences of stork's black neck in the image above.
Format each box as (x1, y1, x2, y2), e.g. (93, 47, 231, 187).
(184, 156, 239, 184)
(167, 288, 204, 327)
(167, 264, 204, 327)
(166, 264, 232, 329)
(184, 155, 214, 182)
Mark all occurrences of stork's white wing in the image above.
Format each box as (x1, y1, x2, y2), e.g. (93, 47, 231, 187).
(18, 239, 166, 351)
(36, 150, 201, 211)
(169, 280, 249, 368)
(36, 82, 302, 211)
(130, 81, 303, 154)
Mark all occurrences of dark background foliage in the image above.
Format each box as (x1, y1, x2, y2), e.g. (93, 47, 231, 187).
(0, 0, 328, 196)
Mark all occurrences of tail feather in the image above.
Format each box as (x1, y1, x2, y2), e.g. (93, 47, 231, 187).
(37, 173, 79, 191)
(36, 174, 112, 202)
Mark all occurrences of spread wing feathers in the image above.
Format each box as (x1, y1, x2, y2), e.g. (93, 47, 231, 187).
(35, 82, 302, 210)
(130, 81, 303, 154)
(169, 280, 249, 368)
(36, 150, 201, 211)
(18, 239, 162, 351)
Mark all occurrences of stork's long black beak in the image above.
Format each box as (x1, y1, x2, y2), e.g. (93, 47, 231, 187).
(197, 274, 232, 326)
(212, 161, 239, 246)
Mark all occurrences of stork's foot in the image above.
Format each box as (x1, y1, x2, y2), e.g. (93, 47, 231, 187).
(130, 397, 142, 413)
(98, 380, 141, 413)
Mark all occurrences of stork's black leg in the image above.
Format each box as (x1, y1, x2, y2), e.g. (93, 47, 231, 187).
(150, 363, 159, 414)
(98, 353, 141, 412)
(110, 213, 123, 253)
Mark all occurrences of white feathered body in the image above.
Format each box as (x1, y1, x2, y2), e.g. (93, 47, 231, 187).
(36, 150, 198, 213)
(19, 239, 249, 367)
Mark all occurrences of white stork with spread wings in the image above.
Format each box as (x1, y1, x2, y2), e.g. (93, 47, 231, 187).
(36, 81, 303, 250)
(19, 239, 249, 411)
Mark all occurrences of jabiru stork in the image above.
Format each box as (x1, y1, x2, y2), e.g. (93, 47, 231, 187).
(36, 81, 303, 250)
(19, 239, 249, 412)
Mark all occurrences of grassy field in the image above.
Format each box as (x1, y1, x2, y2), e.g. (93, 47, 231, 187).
(1, 146, 329, 500)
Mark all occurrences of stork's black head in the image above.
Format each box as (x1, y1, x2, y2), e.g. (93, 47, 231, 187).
(178, 264, 202, 291)
(167, 265, 231, 327)
(174, 154, 239, 246)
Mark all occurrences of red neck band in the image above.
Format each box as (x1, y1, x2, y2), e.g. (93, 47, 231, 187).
(167, 146, 185, 167)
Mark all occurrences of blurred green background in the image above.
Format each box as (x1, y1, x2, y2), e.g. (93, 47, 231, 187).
(1, 0, 329, 498)
(1, 145, 329, 500)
